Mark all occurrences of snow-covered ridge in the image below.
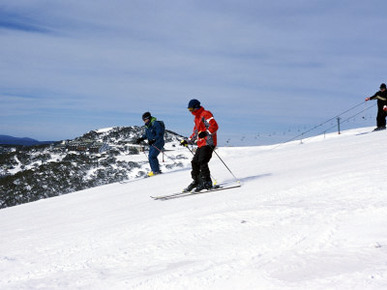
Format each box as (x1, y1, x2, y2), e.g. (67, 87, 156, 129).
(0, 126, 189, 209)
(1, 126, 387, 289)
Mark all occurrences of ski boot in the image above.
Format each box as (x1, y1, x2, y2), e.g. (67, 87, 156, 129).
(183, 181, 198, 192)
(195, 181, 213, 192)
(147, 171, 162, 177)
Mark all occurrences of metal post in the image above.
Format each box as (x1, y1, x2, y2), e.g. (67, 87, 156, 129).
(337, 117, 341, 134)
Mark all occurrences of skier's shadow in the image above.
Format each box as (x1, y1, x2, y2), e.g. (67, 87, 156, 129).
(238, 173, 272, 183)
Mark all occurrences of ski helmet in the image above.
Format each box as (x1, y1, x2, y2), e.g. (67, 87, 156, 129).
(188, 99, 201, 109)
(380, 83, 386, 89)
(142, 112, 151, 121)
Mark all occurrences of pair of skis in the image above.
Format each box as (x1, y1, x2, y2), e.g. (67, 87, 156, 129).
(150, 182, 241, 200)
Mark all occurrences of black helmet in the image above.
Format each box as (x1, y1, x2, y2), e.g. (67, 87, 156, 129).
(142, 112, 151, 121)
(380, 83, 386, 89)
(188, 99, 201, 109)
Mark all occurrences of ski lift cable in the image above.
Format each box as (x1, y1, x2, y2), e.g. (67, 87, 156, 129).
(314, 102, 376, 136)
(271, 101, 374, 150)
(306, 102, 376, 142)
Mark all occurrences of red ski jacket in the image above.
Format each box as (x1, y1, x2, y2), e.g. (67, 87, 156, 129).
(189, 107, 218, 148)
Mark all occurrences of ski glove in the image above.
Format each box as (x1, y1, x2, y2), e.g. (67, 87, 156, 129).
(180, 139, 189, 147)
(136, 137, 145, 144)
(384, 105, 387, 112)
(148, 139, 156, 145)
(198, 131, 207, 138)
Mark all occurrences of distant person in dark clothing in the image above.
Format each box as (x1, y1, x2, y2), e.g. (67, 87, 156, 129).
(365, 83, 387, 131)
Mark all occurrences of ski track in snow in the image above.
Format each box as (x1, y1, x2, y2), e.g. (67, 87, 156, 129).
(1, 127, 387, 289)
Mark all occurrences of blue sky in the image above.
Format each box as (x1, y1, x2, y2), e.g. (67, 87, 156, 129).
(1, 0, 386, 145)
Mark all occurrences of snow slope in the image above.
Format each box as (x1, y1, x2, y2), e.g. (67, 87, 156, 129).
(1, 127, 387, 290)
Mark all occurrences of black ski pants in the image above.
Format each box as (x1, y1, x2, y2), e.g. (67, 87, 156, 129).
(376, 106, 387, 128)
(191, 145, 214, 184)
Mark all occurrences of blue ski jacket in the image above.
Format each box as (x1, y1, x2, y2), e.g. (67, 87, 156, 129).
(142, 117, 165, 150)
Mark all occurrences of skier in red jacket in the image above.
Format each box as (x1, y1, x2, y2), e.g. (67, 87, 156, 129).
(180, 99, 219, 192)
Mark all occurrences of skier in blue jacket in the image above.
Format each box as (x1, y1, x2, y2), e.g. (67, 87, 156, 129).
(136, 112, 165, 177)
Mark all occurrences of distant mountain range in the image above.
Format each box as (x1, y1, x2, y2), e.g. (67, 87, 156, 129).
(0, 135, 55, 146)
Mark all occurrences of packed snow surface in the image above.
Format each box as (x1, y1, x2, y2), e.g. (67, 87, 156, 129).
(1, 127, 387, 289)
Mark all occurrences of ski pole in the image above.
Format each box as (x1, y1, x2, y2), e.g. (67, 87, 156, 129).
(213, 149, 240, 184)
(151, 144, 183, 163)
(150, 144, 165, 162)
(184, 143, 195, 155)
(141, 145, 148, 159)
